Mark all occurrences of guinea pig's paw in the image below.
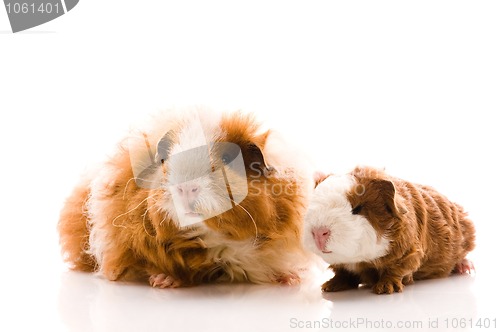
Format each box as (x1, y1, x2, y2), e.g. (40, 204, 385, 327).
(322, 269, 361, 292)
(372, 278, 404, 295)
(275, 272, 301, 286)
(149, 273, 181, 289)
(453, 258, 475, 275)
(321, 276, 359, 292)
(402, 274, 414, 285)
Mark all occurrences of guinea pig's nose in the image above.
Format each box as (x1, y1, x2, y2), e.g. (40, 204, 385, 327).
(177, 183, 201, 206)
(311, 226, 331, 252)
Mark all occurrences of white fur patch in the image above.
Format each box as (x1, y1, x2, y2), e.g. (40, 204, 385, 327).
(87, 162, 121, 270)
(186, 224, 302, 283)
(163, 111, 251, 227)
(303, 175, 389, 265)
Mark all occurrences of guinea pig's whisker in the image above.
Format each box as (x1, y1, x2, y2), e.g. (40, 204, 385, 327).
(141, 204, 157, 237)
(111, 195, 152, 228)
(231, 200, 259, 246)
(158, 210, 168, 226)
(122, 177, 136, 200)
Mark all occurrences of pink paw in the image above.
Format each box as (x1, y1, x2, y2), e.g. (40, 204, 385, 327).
(148, 273, 181, 288)
(275, 272, 301, 286)
(453, 258, 475, 274)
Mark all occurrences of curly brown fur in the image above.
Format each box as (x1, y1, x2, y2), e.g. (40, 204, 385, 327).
(305, 166, 475, 294)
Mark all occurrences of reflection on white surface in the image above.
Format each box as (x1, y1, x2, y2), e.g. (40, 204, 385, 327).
(58, 270, 330, 332)
(55, 268, 488, 332)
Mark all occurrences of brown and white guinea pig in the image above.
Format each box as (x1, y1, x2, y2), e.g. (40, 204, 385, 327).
(58, 108, 312, 288)
(303, 166, 476, 294)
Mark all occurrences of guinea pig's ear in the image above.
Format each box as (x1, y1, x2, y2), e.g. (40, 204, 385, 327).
(370, 179, 407, 218)
(246, 131, 274, 175)
(155, 130, 174, 164)
(247, 142, 272, 174)
(313, 171, 330, 188)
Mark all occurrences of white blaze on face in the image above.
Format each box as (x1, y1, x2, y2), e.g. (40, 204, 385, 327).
(303, 175, 390, 265)
(163, 113, 248, 227)
(166, 116, 217, 226)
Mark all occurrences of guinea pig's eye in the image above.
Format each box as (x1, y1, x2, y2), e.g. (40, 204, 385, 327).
(221, 148, 239, 165)
(221, 153, 230, 165)
(352, 205, 363, 215)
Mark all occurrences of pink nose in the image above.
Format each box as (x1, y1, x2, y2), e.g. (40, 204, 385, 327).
(177, 183, 201, 211)
(311, 226, 331, 252)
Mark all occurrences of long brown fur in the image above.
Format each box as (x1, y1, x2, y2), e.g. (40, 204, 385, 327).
(322, 166, 476, 294)
(58, 111, 309, 286)
(58, 182, 95, 271)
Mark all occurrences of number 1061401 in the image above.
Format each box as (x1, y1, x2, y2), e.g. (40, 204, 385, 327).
(6, 2, 61, 14)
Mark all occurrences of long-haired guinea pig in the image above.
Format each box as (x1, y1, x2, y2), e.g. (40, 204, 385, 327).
(304, 166, 476, 294)
(58, 108, 312, 288)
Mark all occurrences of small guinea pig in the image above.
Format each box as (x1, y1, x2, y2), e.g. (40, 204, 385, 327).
(304, 166, 476, 294)
(58, 107, 311, 287)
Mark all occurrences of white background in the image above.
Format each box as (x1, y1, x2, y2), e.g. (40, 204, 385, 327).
(1, 1, 499, 331)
